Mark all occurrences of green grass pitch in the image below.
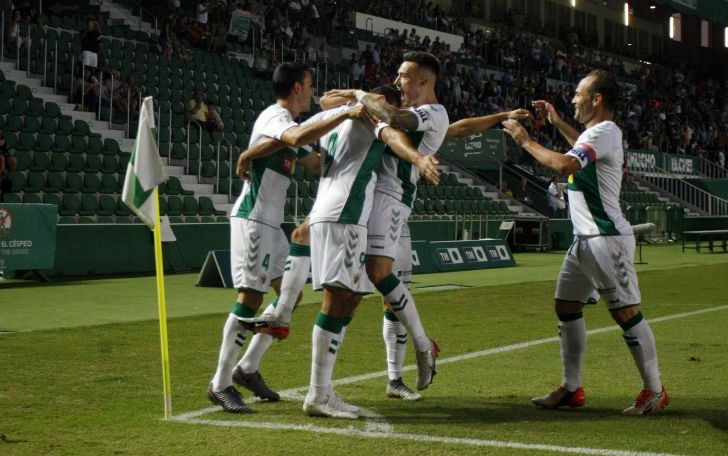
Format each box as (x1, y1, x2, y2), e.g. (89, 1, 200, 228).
(1, 244, 727, 455)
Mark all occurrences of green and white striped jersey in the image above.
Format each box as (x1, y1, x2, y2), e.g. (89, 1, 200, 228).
(375, 103, 448, 208)
(230, 103, 309, 227)
(308, 106, 384, 226)
(565, 120, 632, 236)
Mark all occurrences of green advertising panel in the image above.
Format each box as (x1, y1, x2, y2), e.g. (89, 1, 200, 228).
(0, 203, 58, 271)
(412, 239, 515, 273)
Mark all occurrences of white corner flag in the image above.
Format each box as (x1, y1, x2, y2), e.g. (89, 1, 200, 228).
(121, 96, 173, 420)
(122, 96, 169, 229)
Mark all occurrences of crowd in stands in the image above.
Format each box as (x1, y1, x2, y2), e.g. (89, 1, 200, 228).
(1, 0, 726, 172)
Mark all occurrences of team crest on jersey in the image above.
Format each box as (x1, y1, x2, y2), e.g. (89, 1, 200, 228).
(282, 156, 295, 174)
(278, 115, 289, 124)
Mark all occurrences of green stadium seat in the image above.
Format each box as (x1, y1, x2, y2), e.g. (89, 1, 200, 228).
(198, 196, 225, 216)
(88, 136, 104, 155)
(166, 196, 183, 216)
(44, 102, 62, 118)
(42, 192, 62, 208)
(54, 135, 71, 153)
(45, 172, 65, 192)
(67, 155, 85, 173)
(83, 173, 101, 193)
(96, 216, 115, 223)
(29, 151, 51, 171)
(60, 193, 81, 216)
(101, 156, 119, 174)
(116, 197, 131, 216)
(182, 196, 199, 216)
(24, 171, 46, 192)
(4, 114, 23, 132)
(23, 192, 41, 204)
(58, 216, 76, 224)
(79, 194, 98, 216)
(2, 193, 21, 204)
(34, 133, 54, 153)
(64, 172, 83, 192)
(100, 174, 119, 193)
(22, 115, 41, 133)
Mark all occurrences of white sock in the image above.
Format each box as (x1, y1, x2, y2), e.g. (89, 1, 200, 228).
(383, 313, 407, 381)
(211, 312, 248, 391)
(237, 303, 276, 373)
(377, 274, 429, 351)
(622, 313, 661, 391)
(274, 243, 310, 323)
(558, 313, 587, 392)
(309, 313, 345, 400)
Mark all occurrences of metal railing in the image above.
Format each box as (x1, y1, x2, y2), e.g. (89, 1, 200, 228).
(186, 121, 202, 176)
(156, 100, 172, 164)
(216, 137, 234, 193)
(635, 169, 728, 216)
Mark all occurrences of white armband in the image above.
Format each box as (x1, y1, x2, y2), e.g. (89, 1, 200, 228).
(374, 122, 390, 139)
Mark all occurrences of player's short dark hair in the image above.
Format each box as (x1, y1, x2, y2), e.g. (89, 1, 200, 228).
(272, 62, 310, 98)
(585, 69, 620, 113)
(403, 51, 441, 79)
(371, 85, 401, 108)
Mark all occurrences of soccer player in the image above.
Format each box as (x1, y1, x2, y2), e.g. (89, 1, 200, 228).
(502, 69, 668, 415)
(381, 107, 531, 400)
(207, 62, 367, 414)
(324, 51, 449, 393)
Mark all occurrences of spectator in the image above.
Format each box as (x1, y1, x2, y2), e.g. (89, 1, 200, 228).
(547, 175, 567, 218)
(113, 74, 140, 120)
(80, 16, 102, 69)
(7, 9, 30, 56)
(196, 1, 209, 28)
(0, 133, 15, 200)
(205, 102, 224, 133)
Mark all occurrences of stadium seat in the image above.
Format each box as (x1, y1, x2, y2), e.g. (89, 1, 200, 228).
(166, 196, 184, 216)
(83, 173, 102, 193)
(182, 196, 199, 216)
(29, 151, 51, 171)
(79, 194, 99, 216)
(24, 171, 47, 193)
(60, 193, 81, 216)
(45, 172, 65, 192)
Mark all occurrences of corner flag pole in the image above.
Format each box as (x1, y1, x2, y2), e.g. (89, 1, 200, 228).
(153, 185, 173, 420)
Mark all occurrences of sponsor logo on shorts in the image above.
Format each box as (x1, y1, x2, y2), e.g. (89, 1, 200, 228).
(260, 273, 267, 284)
(353, 272, 361, 283)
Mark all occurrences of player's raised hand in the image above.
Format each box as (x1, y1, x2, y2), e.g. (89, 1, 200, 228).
(502, 119, 532, 147)
(345, 103, 370, 120)
(507, 108, 531, 121)
(532, 100, 561, 125)
(416, 155, 440, 185)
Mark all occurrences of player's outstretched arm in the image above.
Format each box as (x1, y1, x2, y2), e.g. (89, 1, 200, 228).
(378, 126, 440, 185)
(323, 89, 419, 131)
(502, 119, 580, 176)
(445, 108, 530, 141)
(532, 100, 580, 147)
(280, 105, 367, 147)
(319, 94, 354, 110)
(236, 137, 286, 178)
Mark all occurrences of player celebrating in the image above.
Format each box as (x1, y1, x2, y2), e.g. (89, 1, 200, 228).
(325, 51, 448, 393)
(502, 69, 668, 415)
(208, 62, 366, 413)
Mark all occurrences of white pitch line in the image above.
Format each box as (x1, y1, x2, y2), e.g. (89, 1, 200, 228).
(174, 416, 685, 456)
(276, 304, 728, 397)
(171, 304, 728, 456)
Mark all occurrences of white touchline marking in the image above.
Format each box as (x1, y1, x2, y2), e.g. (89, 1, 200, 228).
(172, 305, 727, 455)
(173, 416, 684, 456)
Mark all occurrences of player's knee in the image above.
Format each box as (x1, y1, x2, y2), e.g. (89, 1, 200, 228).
(609, 305, 640, 325)
(554, 299, 583, 315)
(365, 261, 387, 284)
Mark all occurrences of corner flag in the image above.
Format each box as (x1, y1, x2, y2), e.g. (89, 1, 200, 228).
(122, 96, 168, 229)
(121, 96, 173, 420)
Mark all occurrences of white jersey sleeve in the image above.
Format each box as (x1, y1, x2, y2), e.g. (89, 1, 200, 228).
(252, 104, 299, 142)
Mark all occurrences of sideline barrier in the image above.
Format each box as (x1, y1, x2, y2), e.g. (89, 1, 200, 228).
(0, 203, 58, 276)
(198, 239, 515, 288)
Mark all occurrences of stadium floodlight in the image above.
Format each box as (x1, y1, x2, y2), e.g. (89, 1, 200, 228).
(725, 27, 728, 48)
(624, 3, 630, 26)
(571, 0, 576, 7)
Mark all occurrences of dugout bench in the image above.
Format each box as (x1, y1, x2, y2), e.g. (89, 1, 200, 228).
(682, 230, 728, 253)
